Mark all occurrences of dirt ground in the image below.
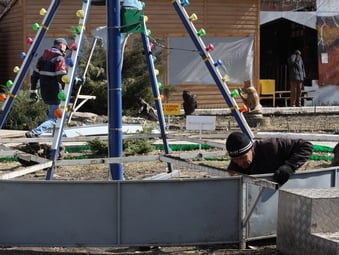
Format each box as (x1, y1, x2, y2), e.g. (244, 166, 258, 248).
(7, 112, 334, 181)
(0, 112, 338, 254)
(0, 245, 280, 255)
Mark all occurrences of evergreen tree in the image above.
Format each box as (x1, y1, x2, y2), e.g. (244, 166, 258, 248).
(78, 35, 164, 116)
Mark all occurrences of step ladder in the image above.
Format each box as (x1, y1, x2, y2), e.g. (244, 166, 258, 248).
(171, 0, 253, 140)
(67, 37, 98, 125)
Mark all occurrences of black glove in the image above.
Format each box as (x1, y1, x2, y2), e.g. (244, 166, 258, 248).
(30, 91, 39, 103)
(75, 76, 85, 86)
(273, 164, 294, 185)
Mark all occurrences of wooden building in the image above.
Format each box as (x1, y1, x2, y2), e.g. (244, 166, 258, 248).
(0, 0, 260, 109)
(0, 1, 106, 86)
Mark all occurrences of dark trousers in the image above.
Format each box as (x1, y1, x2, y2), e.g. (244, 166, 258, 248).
(290, 80, 303, 107)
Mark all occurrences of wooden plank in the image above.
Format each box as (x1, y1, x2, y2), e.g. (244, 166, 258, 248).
(0, 130, 26, 139)
(143, 170, 181, 180)
(16, 151, 51, 164)
(0, 161, 53, 180)
(0, 150, 52, 179)
(0, 150, 17, 157)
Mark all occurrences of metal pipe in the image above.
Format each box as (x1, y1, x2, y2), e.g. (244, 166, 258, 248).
(68, 37, 98, 124)
(141, 24, 173, 172)
(107, 0, 123, 180)
(46, 0, 92, 179)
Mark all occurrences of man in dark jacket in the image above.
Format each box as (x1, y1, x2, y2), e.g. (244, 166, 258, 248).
(25, 38, 68, 138)
(288, 49, 306, 107)
(226, 132, 313, 185)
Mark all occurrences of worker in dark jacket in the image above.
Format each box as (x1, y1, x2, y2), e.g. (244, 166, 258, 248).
(226, 132, 313, 185)
(288, 49, 306, 107)
(25, 38, 68, 138)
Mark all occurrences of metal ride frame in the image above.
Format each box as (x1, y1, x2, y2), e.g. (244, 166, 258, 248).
(1, 0, 338, 250)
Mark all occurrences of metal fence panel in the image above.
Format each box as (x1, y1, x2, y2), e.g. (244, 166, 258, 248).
(0, 168, 336, 247)
(0, 181, 118, 246)
(0, 178, 241, 246)
(120, 179, 241, 245)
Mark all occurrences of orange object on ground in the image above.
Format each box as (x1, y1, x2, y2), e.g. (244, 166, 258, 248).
(54, 108, 63, 118)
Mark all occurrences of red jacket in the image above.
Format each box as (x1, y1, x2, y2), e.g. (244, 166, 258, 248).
(31, 47, 67, 105)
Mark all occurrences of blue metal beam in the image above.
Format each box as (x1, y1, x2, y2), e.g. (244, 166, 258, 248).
(107, 0, 124, 180)
(141, 25, 173, 172)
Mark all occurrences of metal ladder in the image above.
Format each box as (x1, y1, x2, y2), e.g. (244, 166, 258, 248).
(67, 37, 98, 125)
(46, 0, 92, 179)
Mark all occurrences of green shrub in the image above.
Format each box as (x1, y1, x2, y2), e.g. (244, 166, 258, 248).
(76, 41, 108, 115)
(87, 138, 108, 156)
(87, 136, 155, 157)
(159, 84, 179, 103)
(2, 90, 47, 130)
(123, 138, 154, 156)
(78, 36, 164, 116)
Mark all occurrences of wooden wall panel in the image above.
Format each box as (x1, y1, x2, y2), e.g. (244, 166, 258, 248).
(0, 0, 259, 109)
(145, 0, 259, 35)
(205, 1, 258, 34)
(167, 84, 245, 109)
(0, 0, 24, 85)
(145, 3, 191, 34)
(23, 1, 106, 39)
(145, 0, 260, 109)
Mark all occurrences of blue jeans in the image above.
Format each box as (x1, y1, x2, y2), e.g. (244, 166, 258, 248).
(32, 104, 58, 136)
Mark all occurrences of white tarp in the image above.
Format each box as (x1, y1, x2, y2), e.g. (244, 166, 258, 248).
(168, 37, 254, 85)
(63, 124, 143, 137)
(260, 11, 317, 28)
(317, 0, 339, 14)
(260, 0, 339, 27)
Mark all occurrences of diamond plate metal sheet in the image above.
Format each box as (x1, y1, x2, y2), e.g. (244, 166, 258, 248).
(277, 188, 339, 255)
